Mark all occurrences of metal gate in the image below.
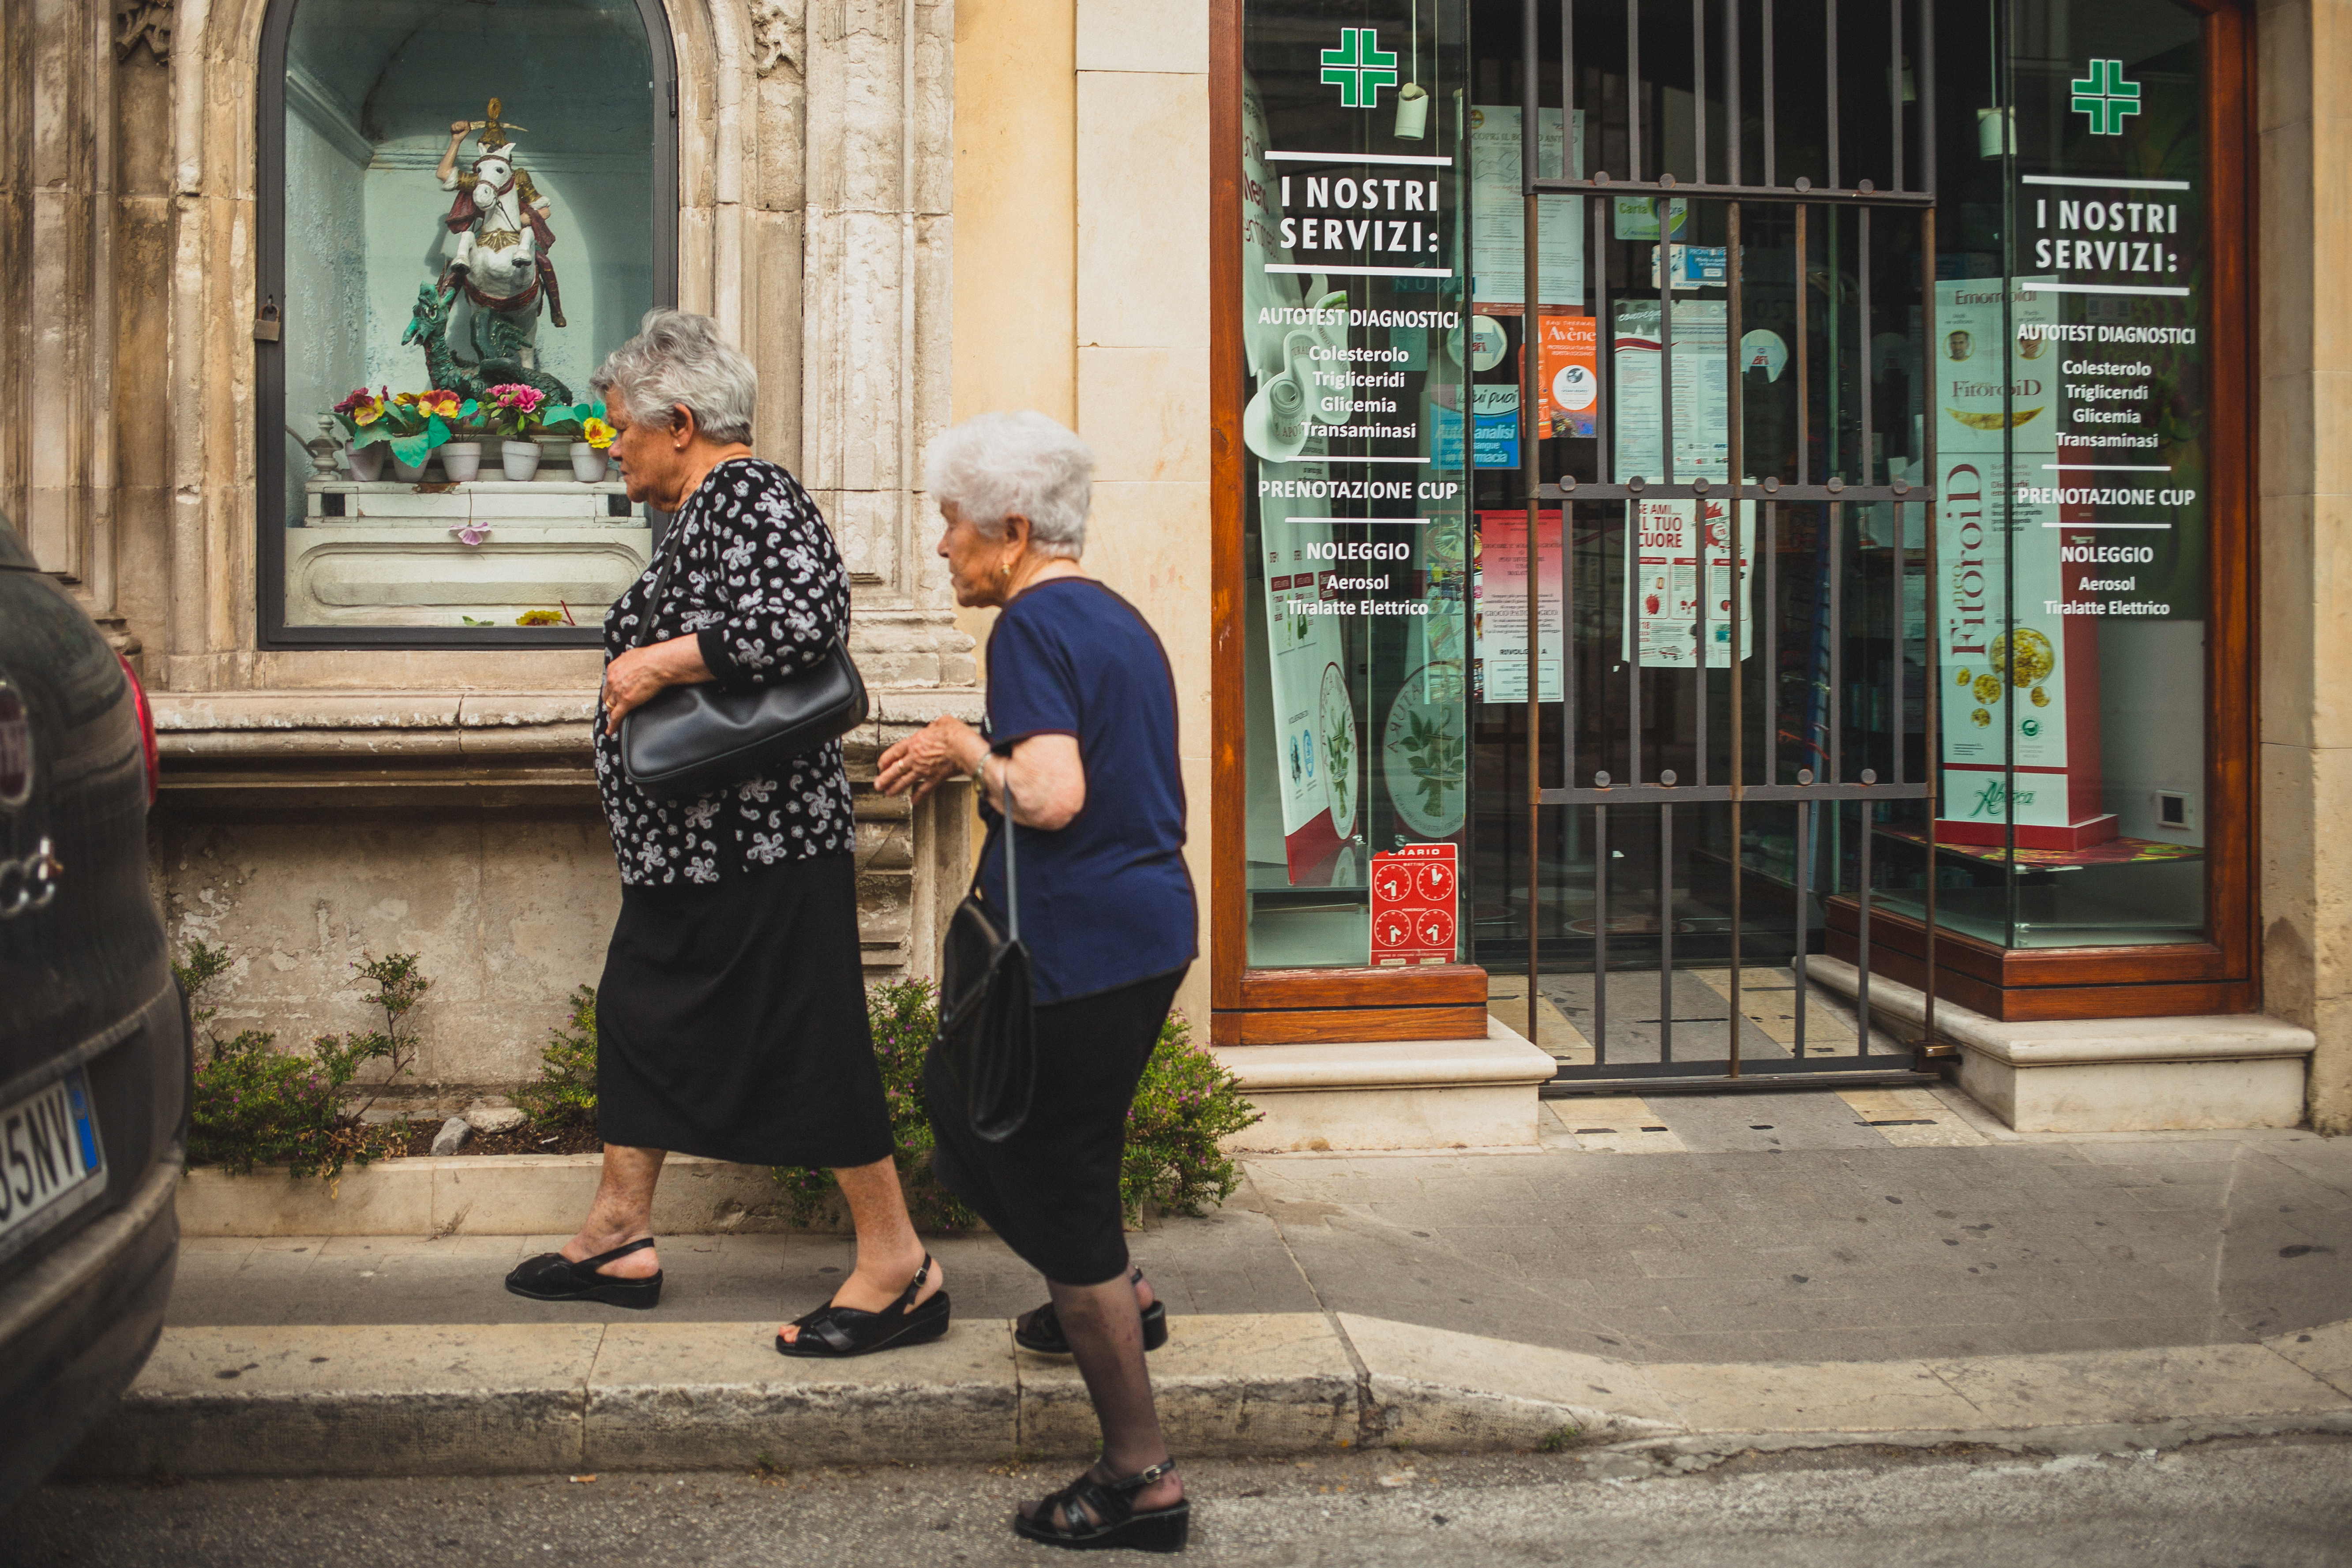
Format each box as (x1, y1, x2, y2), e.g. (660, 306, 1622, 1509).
(1489, 0, 1946, 1093)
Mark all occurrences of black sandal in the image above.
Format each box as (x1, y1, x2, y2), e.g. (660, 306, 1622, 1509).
(503, 1236, 663, 1309)
(776, 1253, 951, 1358)
(1014, 1459, 1188, 1553)
(1015, 1267, 1169, 1356)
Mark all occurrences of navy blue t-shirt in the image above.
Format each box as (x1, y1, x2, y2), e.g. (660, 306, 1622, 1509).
(978, 578, 1196, 1005)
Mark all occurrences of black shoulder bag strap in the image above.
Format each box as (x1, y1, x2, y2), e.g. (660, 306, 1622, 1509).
(936, 778, 1037, 1142)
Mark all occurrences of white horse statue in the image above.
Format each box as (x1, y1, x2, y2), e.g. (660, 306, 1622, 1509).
(433, 99, 566, 371)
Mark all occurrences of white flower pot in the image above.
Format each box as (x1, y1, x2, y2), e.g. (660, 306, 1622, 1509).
(438, 441, 484, 483)
(569, 442, 610, 482)
(390, 453, 426, 483)
(346, 442, 386, 482)
(500, 439, 542, 482)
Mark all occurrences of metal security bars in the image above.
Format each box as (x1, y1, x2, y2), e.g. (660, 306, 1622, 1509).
(1503, 0, 1944, 1092)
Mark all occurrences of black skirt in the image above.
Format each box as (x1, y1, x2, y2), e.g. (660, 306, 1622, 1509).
(927, 966, 1187, 1286)
(596, 854, 895, 1170)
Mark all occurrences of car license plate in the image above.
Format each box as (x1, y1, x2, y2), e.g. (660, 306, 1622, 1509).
(0, 1069, 107, 1253)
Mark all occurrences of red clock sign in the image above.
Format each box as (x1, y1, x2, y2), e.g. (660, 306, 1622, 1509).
(1369, 842, 1459, 965)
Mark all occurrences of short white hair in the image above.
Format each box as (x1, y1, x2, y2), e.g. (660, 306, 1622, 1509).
(923, 411, 1094, 560)
(590, 309, 757, 445)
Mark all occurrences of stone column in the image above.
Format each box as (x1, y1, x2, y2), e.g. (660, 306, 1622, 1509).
(5, 0, 120, 593)
(2257, 0, 2352, 1133)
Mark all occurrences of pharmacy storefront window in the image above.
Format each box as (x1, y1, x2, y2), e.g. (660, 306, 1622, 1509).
(258, 0, 675, 644)
(1239, 0, 1473, 971)
(1876, 0, 2237, 955)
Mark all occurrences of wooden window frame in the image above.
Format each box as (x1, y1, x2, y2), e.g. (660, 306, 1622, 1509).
(1830, 0, 2258, 1021)
(1212, 0, 2252, 1033)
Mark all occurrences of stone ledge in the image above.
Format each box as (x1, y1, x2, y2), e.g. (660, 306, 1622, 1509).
(1214, 1018, 1558, 1092)
(152, 686, 988, 766)
(176, 1155, 840, 1238)
(1807, 956, 2314, 1067)
(1807, 957, 2313, 1132)
(1216, 1018, 1558, 1153)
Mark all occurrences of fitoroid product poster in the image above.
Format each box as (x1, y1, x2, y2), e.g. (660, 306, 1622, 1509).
(1933, 279, 2096, 846)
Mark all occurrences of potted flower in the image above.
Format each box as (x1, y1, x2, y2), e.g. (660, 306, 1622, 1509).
(482, 384, 550, 480)
(382, 392, 458, 482)
(410, 389, 483, 481)
(329, 389, 392, 481)
(539, 402, 615, 482)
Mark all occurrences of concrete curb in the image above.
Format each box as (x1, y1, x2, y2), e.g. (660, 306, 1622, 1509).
(67, 1312, 2352, 1480)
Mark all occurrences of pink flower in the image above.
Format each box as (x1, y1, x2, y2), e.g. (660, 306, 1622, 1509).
(450, 523, 491, 547)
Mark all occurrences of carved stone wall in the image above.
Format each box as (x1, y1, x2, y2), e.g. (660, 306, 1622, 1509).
(0, 0, 977, 1092)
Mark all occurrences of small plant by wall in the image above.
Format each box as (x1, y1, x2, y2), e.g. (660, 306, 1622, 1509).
(176, 941, 426, 1183)
(513, 985, 599, 1133)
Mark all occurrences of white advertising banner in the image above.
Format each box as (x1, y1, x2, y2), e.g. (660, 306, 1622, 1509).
(1626, 497, 1756, 669)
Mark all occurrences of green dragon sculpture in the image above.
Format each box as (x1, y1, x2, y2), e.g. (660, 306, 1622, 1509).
(401, 283, 573, 403)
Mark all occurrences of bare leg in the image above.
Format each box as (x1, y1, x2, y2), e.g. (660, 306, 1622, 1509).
(559, 1144, 666, 1278)
(1020, 1273, 1183, 1521)
(775, 1155, 945, 1341)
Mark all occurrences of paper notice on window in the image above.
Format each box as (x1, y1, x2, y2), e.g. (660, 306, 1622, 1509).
(1611, 299, 1728, 484)
(1472, 510, 1564, 704)
(1623, 497, 1755, 669)
(1468, 105, 1583, 306)
(1536, 314, 1599, 438)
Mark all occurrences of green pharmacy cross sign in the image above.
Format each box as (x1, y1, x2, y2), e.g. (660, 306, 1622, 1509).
(2071, 59, 2142, 135)
(1320, 27, 1399, 109)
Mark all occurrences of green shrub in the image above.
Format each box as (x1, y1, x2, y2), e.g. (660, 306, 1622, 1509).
(1119, 1009, 1260, 1224)
(772, 978, 1260, 1231)
(514, 985, 600, 1131)
(178, 942, 424, 1183)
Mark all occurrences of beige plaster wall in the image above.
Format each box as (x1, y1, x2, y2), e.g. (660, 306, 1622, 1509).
(1074, 2, 1212, 1032)
(2257, 0, 2352, 1134)
(950, 1, 1214, 1031)
(947, 0, 1077, 664)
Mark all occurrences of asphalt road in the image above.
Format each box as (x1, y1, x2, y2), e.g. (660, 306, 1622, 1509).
(14, 1434, 2350, 1568)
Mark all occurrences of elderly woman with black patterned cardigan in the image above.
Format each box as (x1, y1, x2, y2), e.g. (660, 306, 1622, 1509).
(501, 310, 948, 1361)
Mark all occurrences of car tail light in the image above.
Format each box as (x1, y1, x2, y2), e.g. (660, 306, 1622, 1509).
(119, 653, 158, 807)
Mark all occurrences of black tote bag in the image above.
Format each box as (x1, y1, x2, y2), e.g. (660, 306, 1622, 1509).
(934, 789, 1037, 1143)
(618, 514, 868, 801)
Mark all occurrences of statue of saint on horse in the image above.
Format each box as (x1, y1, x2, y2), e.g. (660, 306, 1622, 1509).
(420, 98, 571, 399)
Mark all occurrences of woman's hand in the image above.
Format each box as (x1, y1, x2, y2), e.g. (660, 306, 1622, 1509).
(602, 634, 712, 733)
(876, 716, 988, 803)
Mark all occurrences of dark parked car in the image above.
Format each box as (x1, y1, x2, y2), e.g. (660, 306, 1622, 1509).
(0, 518, 188, 1505)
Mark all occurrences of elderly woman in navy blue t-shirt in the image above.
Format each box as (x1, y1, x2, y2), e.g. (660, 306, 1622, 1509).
(877, 411, 1197, 1553)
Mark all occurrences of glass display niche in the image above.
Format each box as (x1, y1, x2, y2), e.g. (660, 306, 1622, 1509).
(273, 0, 663, 634)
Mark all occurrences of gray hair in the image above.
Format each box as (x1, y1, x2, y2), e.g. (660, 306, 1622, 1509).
(923, 411, 1094, 559)
(589, 308, 758, 444)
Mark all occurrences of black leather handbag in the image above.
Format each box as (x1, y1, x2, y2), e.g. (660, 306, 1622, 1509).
(617, 532, 868, 801)
(934, 791, 1036, 1143)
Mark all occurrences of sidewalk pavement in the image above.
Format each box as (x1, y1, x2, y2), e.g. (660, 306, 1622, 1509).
(75, 1085, 2352, 1479)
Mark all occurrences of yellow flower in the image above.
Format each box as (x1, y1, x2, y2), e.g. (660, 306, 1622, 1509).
(351, 400, 385, 426)
(420, 391, 463, 419)
(581, 417, 616, 450)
